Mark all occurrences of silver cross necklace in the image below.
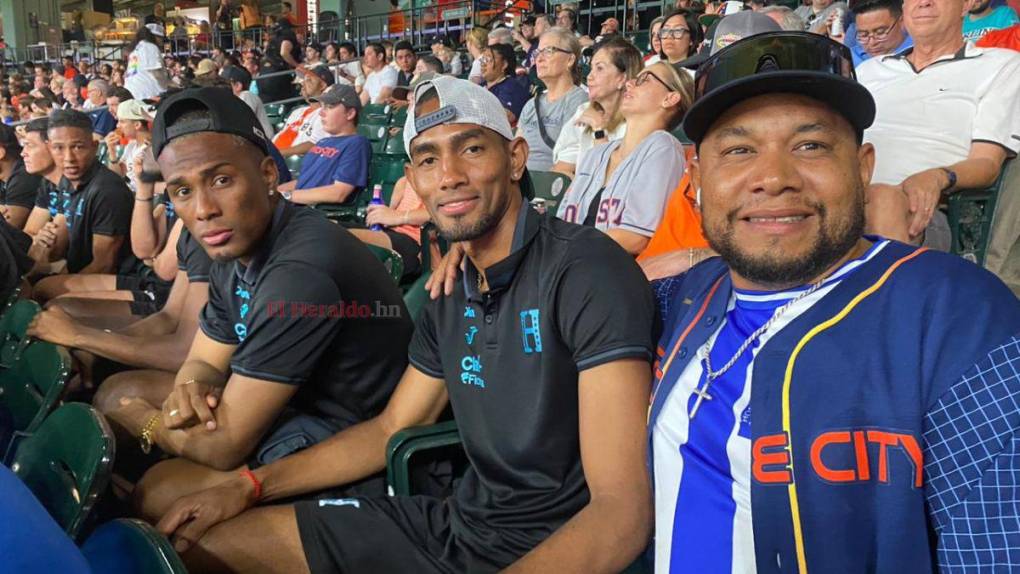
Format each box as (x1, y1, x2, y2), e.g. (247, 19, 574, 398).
(688, 280, 826, 419)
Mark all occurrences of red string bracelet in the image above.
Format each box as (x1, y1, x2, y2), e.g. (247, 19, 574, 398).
(239, 468, 262, 502)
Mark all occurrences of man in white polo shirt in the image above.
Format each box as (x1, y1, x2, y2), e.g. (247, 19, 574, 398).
(857, 0, 1020, 249)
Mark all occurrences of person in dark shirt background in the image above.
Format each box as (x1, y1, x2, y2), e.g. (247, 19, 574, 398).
(0, 123, 42, 229)
(32, 110, 135, 302)
(482, 43, 530, 128)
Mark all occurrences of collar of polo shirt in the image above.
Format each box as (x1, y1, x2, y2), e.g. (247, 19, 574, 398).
(462, 205, 542, 301)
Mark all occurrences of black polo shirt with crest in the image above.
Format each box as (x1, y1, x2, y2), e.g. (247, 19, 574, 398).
(407, 204, 657, 566)
(200, 201, 413, 429)
(57, 162, 135, 273)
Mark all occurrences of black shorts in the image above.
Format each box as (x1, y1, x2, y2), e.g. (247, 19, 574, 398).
(296, 495, 506, 574)
(115, 274, 173, 316)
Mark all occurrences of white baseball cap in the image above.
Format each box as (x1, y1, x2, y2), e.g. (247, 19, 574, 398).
(403, 75, 514, 154)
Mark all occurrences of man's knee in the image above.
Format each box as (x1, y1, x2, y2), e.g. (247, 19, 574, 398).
(183, 506, 309, 574)
(33, 275, 67, 303)
(93, 371, 147, 415)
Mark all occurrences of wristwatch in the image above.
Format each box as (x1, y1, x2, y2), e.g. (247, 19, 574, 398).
(939, 167, 957, 191)
(593, 129, 607, 140)
(139, 413, 161, 454)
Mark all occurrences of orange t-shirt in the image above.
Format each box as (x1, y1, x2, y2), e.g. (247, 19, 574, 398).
(391, 181, 424, 243)
(272, 107, 315, 151)
(976, 24, 1020, 51)
(637, 147, 708, 260)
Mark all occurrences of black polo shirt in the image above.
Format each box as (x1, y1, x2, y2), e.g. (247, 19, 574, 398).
(34, 179, 61, 217)
(0, 160, 42, 210)
(58, 163, 135, 274)
(199, 201, 413, 428)
(407, 205, 657, 567)
(176, 228, 212, 283)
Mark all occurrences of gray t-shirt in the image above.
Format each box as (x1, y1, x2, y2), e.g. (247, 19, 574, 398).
(519, 86, 589, 171)
(240, 90, 276, 140)
(556, 130, 684, 237)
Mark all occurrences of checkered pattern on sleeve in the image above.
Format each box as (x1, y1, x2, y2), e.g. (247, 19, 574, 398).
(924, 335, 1020, 572)
(652, 275, 685, 327)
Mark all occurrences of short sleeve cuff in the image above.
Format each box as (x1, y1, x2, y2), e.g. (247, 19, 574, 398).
(199, 319, 239, 345)
(575, 345, 653, 372)
(408, 356, 444, 379)
(230, 363, 305, 385)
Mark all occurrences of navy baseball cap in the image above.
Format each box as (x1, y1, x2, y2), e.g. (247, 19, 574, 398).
(151, 87, 271, 158)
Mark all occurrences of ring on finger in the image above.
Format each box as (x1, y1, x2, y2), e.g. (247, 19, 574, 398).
(169, 409, 179, 417)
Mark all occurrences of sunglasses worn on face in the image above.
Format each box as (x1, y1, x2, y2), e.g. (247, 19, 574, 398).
(694, 32, 856, 100)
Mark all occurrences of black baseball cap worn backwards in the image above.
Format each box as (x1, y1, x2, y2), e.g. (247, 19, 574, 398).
(682, 32, 876, 145)
(151, 87, 271, 159)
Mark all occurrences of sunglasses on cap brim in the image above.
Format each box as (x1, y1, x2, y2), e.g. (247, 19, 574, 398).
(694, 32, 856, 100)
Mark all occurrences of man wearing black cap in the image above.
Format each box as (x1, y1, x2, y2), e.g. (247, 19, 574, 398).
(153, 76, 655, 574)
(110, 87, 412, 519)
(271, 65, 333, 158)
(651, 32, 1020, 572)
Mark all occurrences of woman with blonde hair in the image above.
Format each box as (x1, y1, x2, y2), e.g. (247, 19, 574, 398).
(556, 61, 693, 256)
(466, 27, 489, 84)
(552, 36, 643, 177)
(518, 27, 588, 171)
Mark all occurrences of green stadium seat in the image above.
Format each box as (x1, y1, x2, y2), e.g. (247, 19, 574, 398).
(381, 128, 406, 157)
(389, 106, 408, 127)
(264, 103, 286, 123)
(527, 170, 571, 213)
(1, 287, 20, 314)
(0, 299, 41, 367)
(362, 103, 390, 123)
(365, 245, 404, 285)
(671, 125, 694, 146)
(96, 142, 109, 165)
(358, 123, 389, 143)
(285, 153, 303, 180)
(948, 158, 1012, 265)
(401, 271, 431, 323)
(0, 341, 72, 460)
(386, 420, 463, 496)
(10, 402, 115, 540)
(81, 518, 187, 574)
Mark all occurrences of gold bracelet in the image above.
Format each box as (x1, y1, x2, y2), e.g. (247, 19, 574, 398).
(139, 413, 161, 454)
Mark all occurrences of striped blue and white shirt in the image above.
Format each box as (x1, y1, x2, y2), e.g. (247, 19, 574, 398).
(653, 240, 889, 573)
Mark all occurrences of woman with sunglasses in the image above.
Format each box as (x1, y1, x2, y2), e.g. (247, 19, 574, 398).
(518, 27, 589, 171)
(552, 37, 643, 178)
(556, 62, 693, 256)
(659, 9, 705, 68)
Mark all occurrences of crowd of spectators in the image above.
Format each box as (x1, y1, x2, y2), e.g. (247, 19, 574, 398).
(0, 0, 1018, 571)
